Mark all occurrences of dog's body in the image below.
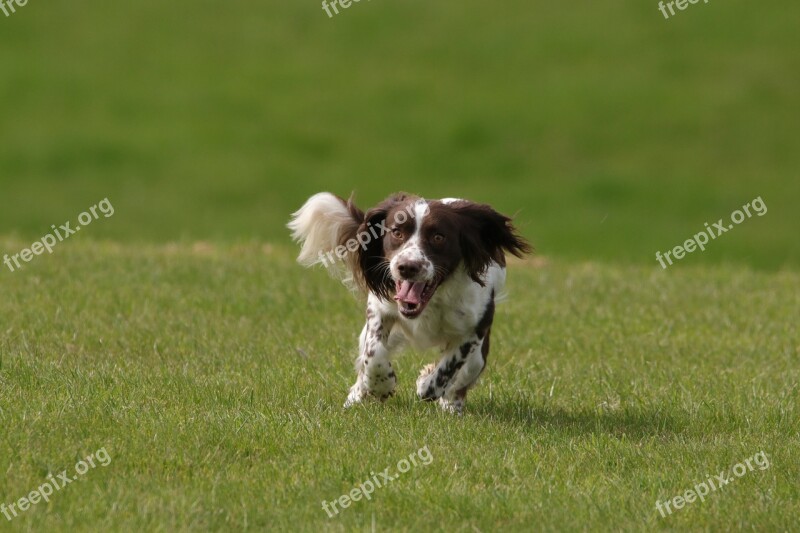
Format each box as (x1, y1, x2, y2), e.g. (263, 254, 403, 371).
(288, 192, 530, 413)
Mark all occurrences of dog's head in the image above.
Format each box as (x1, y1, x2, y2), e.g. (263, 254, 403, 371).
(357, 194, 531, 318)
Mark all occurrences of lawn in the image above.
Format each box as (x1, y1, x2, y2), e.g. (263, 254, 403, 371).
(1, 0, 798, 531)
(0, 241, 797, 531)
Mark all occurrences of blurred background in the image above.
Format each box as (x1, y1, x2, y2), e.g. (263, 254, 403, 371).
(1, 0, 797, 268)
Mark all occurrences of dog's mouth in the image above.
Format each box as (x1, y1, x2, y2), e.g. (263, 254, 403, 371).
(394, 279, 439, 318)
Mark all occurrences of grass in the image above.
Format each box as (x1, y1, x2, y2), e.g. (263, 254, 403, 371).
(1, 241, 797, 531)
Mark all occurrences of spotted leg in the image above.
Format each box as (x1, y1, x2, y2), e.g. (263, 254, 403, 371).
(416, 335, 484, 406)
(416, 296, 494, 413)
(344, 305, 399, 408)
(438, 329, 491, 414)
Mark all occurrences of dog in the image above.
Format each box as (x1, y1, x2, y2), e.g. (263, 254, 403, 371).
(288, 192, 531, 413)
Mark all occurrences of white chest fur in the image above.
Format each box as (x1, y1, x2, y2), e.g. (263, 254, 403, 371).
(376, 264, 505, 351)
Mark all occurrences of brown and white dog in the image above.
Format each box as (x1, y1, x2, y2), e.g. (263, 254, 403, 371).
(288, 192, 531, 414)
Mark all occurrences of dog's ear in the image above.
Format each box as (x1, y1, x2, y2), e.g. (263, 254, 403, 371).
(356, 193, 409, 299)
(452, 201, 532, 285)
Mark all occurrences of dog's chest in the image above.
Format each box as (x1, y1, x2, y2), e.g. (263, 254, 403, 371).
(394, 282, 488, 350)
(380, 265, 504, 351)
(397, 306, 471, 349)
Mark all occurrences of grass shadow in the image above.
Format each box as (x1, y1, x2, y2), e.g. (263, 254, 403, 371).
(467, 394, 687, 439)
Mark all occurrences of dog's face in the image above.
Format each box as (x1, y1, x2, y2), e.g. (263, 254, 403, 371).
(357, 194, 530, 319)
(384, 199, 461, 318)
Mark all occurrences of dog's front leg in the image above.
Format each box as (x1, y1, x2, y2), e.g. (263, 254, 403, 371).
(416, 334, 486, 404)
(439, 329, 491, 414)
(344, 304, 398, 408)
(417, 295, 495, 414)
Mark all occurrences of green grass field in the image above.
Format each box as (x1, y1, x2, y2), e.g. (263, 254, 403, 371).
(1, 242, 798, 531)
(1, 0, 799, 531)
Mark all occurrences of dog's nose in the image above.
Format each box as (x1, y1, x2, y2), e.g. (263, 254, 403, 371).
(397, 261, 422, 279)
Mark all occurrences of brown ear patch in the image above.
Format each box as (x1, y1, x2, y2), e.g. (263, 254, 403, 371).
(356, 193, 417, 299)
(449, 201, 532, 284)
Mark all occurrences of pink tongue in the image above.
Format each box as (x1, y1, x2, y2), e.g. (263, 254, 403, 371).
(395, 280, 426, 304)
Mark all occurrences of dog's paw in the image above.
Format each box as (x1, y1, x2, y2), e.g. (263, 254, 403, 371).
(416, 364, 440, 401)
(374, 389, 395, 402)
(438, 397, 464, 415)
(365, 368, 397, 402)
(343, 383, 368, 408)
(417, 363, 436, 380)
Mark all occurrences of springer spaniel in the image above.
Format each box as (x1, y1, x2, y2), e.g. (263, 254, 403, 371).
(288, 192, 531, 414)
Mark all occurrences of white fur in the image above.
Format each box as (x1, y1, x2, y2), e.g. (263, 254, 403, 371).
(286, 192, 361, 288)
(389, 200, 435, 282)
(376, 264, 503, 351)
(287, 192, 355, 267)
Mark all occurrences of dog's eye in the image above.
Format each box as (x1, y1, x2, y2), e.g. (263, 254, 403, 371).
(432, 234, 445, 244)
(391, 228, 404, 240)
